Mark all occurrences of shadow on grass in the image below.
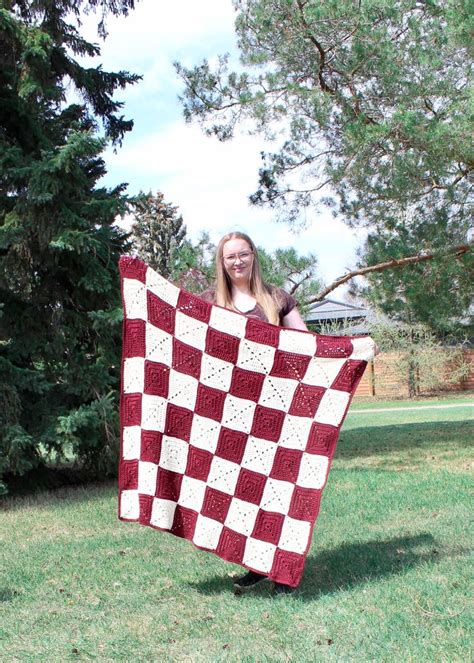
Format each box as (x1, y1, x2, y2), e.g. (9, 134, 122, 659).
(300, 533, 443, 599)
(2, 464, 115, 497)
(1, 478, 117, 511)
(338, 420, 472, 460)
(189, 533, 468, 600)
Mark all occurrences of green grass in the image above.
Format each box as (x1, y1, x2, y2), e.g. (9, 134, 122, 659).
(351, 390, 474, 409)
(1, 402, 472, 661)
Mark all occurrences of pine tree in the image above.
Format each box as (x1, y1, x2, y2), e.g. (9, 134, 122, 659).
(175, 0, 473, 330)
(176, 0, 472, 236)
(358, 214, 473, 339)
(0, 1, 140, 492)
(130, 192, 187, 279)
(258, 247, 322, 316)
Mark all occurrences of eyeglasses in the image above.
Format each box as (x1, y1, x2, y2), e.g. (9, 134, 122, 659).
(222, 251, 254, 265)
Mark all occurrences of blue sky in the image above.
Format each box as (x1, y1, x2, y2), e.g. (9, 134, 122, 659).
(82, 0, 366, 292)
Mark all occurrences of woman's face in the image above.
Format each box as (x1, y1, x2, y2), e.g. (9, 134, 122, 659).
(221, 238, 254, 286)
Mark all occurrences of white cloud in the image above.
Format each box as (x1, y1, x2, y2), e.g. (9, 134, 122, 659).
(81, 0, 237, 69)
(106, 120, 268, 227)
(107, 121, 366, 289)
(77, 0, 367, 294)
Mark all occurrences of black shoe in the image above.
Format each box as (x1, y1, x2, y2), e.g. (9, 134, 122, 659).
(273, 582, 294, 595)
(233, 571, 267, 594)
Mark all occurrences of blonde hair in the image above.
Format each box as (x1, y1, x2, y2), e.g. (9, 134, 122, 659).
(215, 232, 281, 325)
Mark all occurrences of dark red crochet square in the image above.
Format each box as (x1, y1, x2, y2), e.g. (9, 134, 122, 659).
(234, 468, 267, 505)
(195, 384, 226, 422)
(331, 359, 367, 392)
(122, 393, 142, 426)
(250, 405, 285, 442)
(289, 486, 322, 521)
(270, 549, 305, 587)
(245, 318, 280, 347)
(205, 327, 239, 364)
(164, 404, 193, 442)
(229, 367, 265, 402)
(288, 383, 325, 418)
(217, 527, 246, 564)
(144, 360, 169, 397)
(140, 430, 163, 464)
(119, 460, 138, 490)
(215, 427, 247, 464)
(270, 448, 303, 483)
(270, 351, 311, 381)
(120, 256, 147, 283)
(315, 335, 352, 358)
(251, 509, 285, 545)
(172, 338, 202, 379)
(171, 505, 198, 539)
(156, 468, 182, 501)
(123, 319, 146, 358)
(147, 290, 176, 334)
(177, 290, 211, 323)
(138, 494, 153, 525)
(306, 422, 339, 456)
(185, 445, 213, 482)
(201, 487, 232, 524)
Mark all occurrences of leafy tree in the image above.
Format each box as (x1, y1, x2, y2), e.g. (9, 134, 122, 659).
(369, 320, 469, 397)
(0, 1, 139, 492)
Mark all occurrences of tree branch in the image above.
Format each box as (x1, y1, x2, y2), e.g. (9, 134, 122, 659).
(288, 271, 312, 295)
(309, 243, 472, 302)
(295, 0, 333, 94)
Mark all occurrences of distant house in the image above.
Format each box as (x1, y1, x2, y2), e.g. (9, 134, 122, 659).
(304, 298, 370, 334)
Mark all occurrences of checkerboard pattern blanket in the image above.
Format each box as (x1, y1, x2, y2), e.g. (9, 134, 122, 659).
(118, 257, 375, 586)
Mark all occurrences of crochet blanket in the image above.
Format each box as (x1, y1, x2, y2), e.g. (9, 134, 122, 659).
(118, 257, 375, 586)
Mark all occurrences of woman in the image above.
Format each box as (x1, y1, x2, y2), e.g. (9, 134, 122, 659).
(200, 231, 308, 594)
(201, 231, 308, 330)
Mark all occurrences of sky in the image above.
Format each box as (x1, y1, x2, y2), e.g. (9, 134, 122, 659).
(82, 0, 367, 294)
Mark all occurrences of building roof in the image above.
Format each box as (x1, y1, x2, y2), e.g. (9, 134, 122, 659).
(305, 298, 368, 323)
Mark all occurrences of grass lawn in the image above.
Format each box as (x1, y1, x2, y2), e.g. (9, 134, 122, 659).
(1, 400, 472, 661)
(351, 390, 474, 409)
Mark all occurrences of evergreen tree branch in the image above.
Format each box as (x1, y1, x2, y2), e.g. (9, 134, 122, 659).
(311, 243, 473, 302)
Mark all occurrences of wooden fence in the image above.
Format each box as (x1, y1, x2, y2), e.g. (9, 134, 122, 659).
(354, 349, 474, 398)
